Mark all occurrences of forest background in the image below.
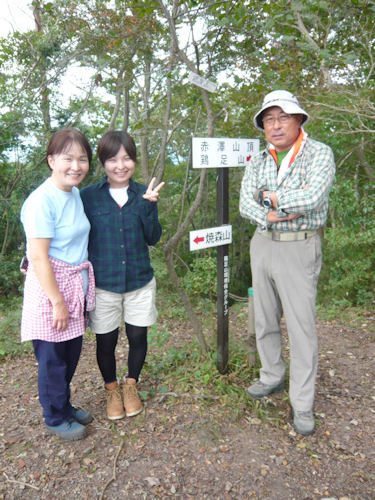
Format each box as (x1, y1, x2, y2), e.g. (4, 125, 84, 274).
(0, 0, 374, 357)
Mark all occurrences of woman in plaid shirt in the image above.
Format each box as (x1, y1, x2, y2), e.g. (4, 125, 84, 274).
(81, 130, 164, 421)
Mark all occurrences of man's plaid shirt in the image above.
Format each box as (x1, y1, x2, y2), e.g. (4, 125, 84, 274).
(240, 137, 335, 231)
(80, 177, 162, 294)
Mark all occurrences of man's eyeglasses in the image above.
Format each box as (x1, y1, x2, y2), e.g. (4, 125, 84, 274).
(263, 113, 292, 127)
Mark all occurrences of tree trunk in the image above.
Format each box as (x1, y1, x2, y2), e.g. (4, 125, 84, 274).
(32, 0, 51, 133)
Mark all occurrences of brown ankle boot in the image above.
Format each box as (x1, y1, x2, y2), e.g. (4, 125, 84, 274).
(105, 382, 125, 420)
(122, 378, 143, 417)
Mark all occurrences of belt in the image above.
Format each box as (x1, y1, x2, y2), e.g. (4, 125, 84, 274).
(260, 229, 319, 242)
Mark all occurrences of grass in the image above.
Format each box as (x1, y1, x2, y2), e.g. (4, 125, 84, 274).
(1, 291, 373, 426)
(140, 310, 285, 423)
(0, 297, 32, 360)
(140, 293, 374, 425)
(316, 303, 375, 333)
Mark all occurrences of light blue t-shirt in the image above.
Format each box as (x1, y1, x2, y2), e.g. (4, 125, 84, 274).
(21, 178, 90, 265)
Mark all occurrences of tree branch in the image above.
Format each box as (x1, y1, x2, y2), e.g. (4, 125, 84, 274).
(99, 440, 124, 500)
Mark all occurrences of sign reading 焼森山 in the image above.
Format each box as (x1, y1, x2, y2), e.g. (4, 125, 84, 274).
(191, 137, 260, 169)
(189, 225, 232, 251)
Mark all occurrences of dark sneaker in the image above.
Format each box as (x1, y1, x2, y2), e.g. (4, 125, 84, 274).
(247, 380, 284, 399)
(71, 406, 93, 425)
(46, 418, 87, 441)
(293, 410, 315, 435)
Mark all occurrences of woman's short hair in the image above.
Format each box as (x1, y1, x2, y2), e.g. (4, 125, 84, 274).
(97, 130, 137, 166)
(46, 128, 92, 169)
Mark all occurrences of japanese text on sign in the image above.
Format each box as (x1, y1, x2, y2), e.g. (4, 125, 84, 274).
(189, 225, 232, 251)
(188, 71, 217, 93)
(192, 137, 260, 169)
(223, 255, 229, 316)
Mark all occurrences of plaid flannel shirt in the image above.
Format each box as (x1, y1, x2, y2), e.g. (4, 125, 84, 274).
(80, 177, 162, 294)
(239, 137, 335, 231)
(21, 257, 95, 343)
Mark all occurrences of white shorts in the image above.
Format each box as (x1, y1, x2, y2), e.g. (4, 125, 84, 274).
(89, 277, 157, 334)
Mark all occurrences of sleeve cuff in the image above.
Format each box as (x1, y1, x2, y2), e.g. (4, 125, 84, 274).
(276, 207, 287, 218)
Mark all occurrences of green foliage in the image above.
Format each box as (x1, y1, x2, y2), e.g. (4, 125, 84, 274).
(140, 299, 288, 424)
(0, 297, 31, 360)
(0, 254, 25, 298)
(150, 247, 170, 286)
(319, 225, 375, 307)
(318, 179, 375, 307)
(0, 0, 373, 318)
(328, 178, 374, 230)
(181, 255, 217, 301)
(143, 322, 262, 419)
(317, 304, 375, 332)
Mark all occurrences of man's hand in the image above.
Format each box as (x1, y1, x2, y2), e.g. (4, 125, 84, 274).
(263, 184, 308, 210)
(143, 177, 165, 202)
(263, 191, 277, 208)
(266, 211, 302, 223)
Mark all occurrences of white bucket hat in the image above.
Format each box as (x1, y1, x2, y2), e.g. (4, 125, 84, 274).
(254, 90, 309, 130)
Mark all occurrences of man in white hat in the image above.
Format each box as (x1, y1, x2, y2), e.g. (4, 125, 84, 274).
(240, 90, 335, 435)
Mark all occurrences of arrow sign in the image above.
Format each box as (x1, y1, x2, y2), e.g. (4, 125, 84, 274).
(188, 71, 217, 93)
(194, 236, 205, 244)
(189, 225, 232, 251)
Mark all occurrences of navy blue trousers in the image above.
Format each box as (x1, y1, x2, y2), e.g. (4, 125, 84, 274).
(32, 336, 83, 426)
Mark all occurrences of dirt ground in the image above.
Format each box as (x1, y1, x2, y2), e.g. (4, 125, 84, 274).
(0, 306, 375, 500)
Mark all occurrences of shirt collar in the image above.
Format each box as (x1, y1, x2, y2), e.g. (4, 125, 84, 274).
(98, 176, 135, 191)
(267, 127, 308, 153)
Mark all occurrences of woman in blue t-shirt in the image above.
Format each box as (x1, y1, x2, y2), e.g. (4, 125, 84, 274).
(20, 129, 95, 441)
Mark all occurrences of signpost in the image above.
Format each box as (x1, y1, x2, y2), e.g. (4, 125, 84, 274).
(188, 70, 260, 372)
(189, 66, 259, 373)
(189, 225, 232, 251)
(191, 136, 260, 373)
(191, 137, 258, 169)
(216, 166, 229, 373)
(188, 71, 217, 93)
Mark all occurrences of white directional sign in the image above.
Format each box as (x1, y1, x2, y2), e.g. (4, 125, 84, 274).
(189, 225, 232, 251)
(188, 71, 217, 93)
(192, 137, 260, 169)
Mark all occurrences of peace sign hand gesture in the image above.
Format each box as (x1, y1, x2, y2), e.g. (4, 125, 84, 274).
(143, 177, 165, 202)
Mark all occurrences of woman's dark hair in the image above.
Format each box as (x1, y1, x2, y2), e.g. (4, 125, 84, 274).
(97, 130, 137, 166)
(46, 128, 92, 170)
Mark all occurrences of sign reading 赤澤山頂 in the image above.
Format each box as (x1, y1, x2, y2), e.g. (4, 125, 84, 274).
(192, 137, 260, 169)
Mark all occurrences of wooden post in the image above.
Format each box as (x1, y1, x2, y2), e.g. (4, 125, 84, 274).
(216, 167, 229, 374)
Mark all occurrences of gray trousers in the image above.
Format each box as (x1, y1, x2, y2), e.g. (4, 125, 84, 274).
(250, 231, 322, 411)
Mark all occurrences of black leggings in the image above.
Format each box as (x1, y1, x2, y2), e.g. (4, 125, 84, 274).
(96, 323, 148, 383)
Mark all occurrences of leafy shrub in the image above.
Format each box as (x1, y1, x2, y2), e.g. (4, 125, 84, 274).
(317, 177, 375, 308)
(0, 297, 31, 359)
(319, 224, 375, 307)
(181, 255, 217, 301)
(150, 247, 170, 287)
(0, 254, 25, 297)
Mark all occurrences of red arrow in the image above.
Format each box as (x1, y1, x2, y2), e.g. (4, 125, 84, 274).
(194, 236, 205, 244)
